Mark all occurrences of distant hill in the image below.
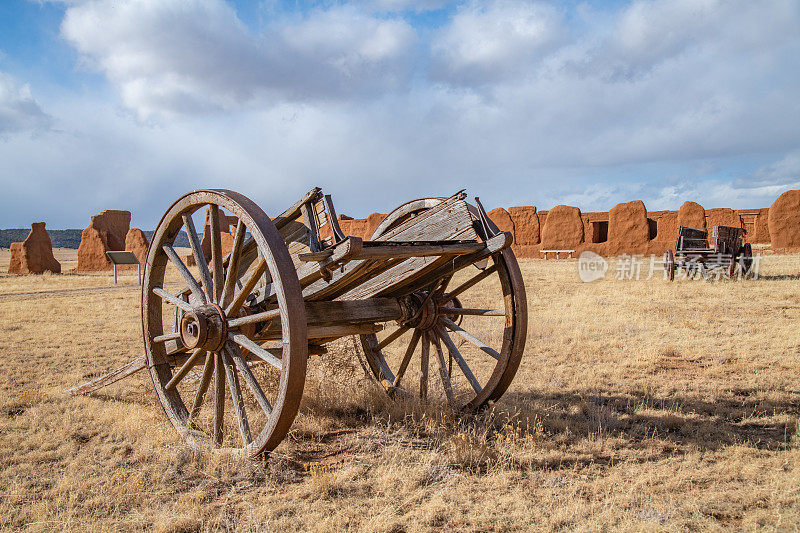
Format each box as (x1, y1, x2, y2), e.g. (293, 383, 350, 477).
(0, 229, 188, 249)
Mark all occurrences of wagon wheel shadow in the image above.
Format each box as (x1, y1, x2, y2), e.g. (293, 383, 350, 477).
(499, 388, 799, 456)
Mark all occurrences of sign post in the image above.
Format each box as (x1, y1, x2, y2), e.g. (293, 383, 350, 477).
(105, 251, 141, 285)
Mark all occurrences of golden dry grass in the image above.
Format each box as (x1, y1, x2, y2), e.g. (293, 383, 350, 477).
(0, 249, 798, 531)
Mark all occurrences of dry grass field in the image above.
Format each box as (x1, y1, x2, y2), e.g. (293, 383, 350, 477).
(0, 248, 798, 531)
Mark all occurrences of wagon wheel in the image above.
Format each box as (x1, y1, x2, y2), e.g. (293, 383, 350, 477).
(370, 197, 444, 236)
(142, 189, 307, 457)
(739, 243, 753, 278)
(664, 250, 675, 281)
(360, 199, 527, 410)
(727, 254, 737, 279)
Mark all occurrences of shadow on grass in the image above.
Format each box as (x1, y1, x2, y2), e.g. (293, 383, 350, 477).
(498, 387, 799, 453)
(288, 376, 799, 474)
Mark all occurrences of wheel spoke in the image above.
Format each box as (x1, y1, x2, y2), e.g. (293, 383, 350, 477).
(365, 335, 395, 384)
(441, 317, 500, 361)
(437, 326, 482, 394)
(188, 352, 214, 424)
(226, 342, 272, 416)
(393, 328, 421, 388)
(441, 263, 498, 305)
(420, 332, 430, 400)
(227, 308, 280, 328)
(165, 348, 205, 390)
(375, 326, 409, 352)
(209, 205, 224, 303)
(229, 332, 282, 370)
(213, 351, 226, 445)
(442, 308, 505, 316)
(183, 213, 213, 300)
(152, 331, 181, 344)
(434, 273, 454, 296)
(222, 220, 246, 308)
(162, 244, 206, 304)
(431, 333, 454, 402)
(223, 351, 252, 445)
(226, 258, 267, 316)
(153, 288, 193, 312)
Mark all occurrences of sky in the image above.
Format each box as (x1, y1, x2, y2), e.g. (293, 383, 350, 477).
(0, 0, 798, 229)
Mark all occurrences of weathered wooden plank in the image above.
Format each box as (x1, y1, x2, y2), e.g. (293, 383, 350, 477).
(65, 354, 147, 395)
(303, 257, 406, 302)
(300, 201, 322, 253)
(383, 232, 511, 298)
(306, 298, 403, 325)
(340, 255, 453, 301)
(334, 199, 481, 300)
(375, 192, 473, 242)
(323, 194, 346, 244)
(272, 187, 323, 231)
(299, 249, 333, 261)
(355, 241, 484, 259)
(252, 237, 363, 305)
(256, 321, 383, 340)
(244, 298, 402, 328)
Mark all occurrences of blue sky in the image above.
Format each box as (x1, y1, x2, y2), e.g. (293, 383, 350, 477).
(0, 0, 798, 229)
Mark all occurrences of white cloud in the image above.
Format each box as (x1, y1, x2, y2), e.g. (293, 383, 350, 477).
(429, 1, 564, 86)
(0, 71, 51, 136)
(734, 151, 800, 189)
(3, 0, 800, 227)
(356, 0, 449, 13)
(424, 0, 800, 170)
(648, 177, 800, 211)
(586, 0, 800, 81)
(61, 0, 417, 119)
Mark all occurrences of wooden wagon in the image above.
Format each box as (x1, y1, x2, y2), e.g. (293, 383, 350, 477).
(664, 225, 753, 281)
(72, 188, 527, 457)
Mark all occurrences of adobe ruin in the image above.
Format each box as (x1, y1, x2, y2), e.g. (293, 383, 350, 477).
(768, 190, 800, 250)
(8, 222, 61, 274)
(124, 228, 149, 266)
(325, 191, 795, 258)
(62, 189, 798, 267)
(76, 210, 131, 271)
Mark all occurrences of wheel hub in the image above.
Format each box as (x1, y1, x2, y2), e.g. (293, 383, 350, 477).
(180, 303, 228, 352)
(402, 292, 440, 330)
